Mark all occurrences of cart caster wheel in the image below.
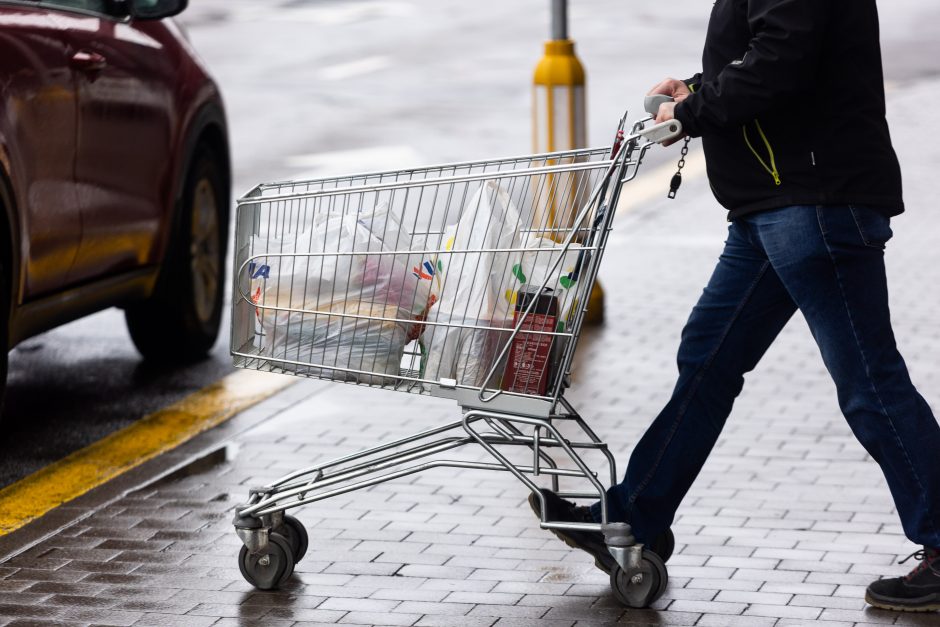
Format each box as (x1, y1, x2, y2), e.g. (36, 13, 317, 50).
(610, 550, 668, 608)
(276, 515, 309, 563)
(651, 527, 675, 564)
(238, 533, 294, 590)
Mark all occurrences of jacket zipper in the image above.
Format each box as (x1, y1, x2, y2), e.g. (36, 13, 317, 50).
(742, 120, 782, 186)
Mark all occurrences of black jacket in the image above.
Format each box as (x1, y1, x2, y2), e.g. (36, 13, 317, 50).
(674, 0, 904, 218)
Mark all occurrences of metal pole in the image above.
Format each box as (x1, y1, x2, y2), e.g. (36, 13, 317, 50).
(536, 0, 604, 324)
(551, 0, 568, 40)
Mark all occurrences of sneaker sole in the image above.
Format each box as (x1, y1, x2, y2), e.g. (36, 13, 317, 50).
(545, 524, 615, 575)
(865, 591, 940, 612)
(527, 494, 614, 574)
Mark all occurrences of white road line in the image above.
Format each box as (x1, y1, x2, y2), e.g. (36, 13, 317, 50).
(234, 1, 416, 25)
(284, 145, 423, 178)
(319, 55, 391, 81)
(617, 148, 707, 215)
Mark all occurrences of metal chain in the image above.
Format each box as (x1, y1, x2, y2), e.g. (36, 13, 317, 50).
(668, 136, 692, 199)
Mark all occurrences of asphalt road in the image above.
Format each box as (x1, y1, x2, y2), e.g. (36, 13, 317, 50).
(2, 0, 937, 488)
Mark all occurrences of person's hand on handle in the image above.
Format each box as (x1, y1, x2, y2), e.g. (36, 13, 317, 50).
(647, 78, 690, 146)
(647, 78, 691, 102)
(654, 100, 687, 148)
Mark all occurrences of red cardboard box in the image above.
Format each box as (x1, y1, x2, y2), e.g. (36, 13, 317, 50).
(502, 287, 559, 396)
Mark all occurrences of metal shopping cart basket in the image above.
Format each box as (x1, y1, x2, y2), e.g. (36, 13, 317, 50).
(230, 114, 683, 607)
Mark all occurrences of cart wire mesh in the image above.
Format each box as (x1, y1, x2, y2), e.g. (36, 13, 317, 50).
(231, 142, 640, 416)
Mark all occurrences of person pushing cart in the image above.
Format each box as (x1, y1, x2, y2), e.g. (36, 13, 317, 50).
(228, 0, 939, 614)
(530, 0, 940, 614)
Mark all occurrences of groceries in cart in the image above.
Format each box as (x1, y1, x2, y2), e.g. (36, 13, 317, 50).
(502, 285, 560, 396)
(422, 181, 521, 388)
(422, 180, 583, 392)
(246, 177, 586, 393)
(249, 204, 433, 384)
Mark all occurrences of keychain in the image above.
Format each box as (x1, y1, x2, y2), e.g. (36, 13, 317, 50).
(668, 136, 692, 199)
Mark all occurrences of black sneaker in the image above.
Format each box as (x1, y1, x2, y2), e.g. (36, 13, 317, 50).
(866, 547, 940, 612)
(527, 489, 617, 573)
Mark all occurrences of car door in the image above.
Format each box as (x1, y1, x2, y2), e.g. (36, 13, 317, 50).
(0, 2, 81, 299)
(41, 0, 177, 283)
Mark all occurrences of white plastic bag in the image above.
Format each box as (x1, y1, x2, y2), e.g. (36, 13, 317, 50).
(516, 233, 582, 326)
(269, 301, 410, 384)
(251, 205, 431, 384)
(423, 181, 523, 388)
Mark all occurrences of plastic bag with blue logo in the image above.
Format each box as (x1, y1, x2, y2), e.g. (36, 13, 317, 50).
(249, 205, 432, 385)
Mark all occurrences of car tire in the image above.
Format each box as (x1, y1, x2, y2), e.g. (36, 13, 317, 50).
(0, 257, 8, 416)
(126, 146, 227, 364)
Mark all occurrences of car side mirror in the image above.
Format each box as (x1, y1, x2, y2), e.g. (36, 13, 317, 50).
(127, 0, 188, 20)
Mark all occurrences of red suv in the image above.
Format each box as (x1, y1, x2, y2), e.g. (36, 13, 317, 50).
(0, 0, 230, 402)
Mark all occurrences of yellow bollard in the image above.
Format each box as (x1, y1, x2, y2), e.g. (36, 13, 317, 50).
(532, 16, 605, 325)
(533, 40, 586, 158)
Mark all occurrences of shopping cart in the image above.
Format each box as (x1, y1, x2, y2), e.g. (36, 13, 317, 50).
(230, 113, 684, 608)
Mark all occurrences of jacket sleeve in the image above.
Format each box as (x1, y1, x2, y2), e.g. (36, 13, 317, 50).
(675, 0, 830, 137)
(683, 73, 703, 93)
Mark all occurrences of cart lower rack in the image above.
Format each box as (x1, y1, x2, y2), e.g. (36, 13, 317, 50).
(230, 115, 683, 607)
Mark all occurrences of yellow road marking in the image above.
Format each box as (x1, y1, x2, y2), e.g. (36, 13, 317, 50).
(0, 369, 293, 535)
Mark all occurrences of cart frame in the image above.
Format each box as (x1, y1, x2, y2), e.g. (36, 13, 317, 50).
(230, 114, 683, 607)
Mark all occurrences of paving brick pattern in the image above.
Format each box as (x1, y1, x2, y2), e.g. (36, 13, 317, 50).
(0, 83, 938, 626)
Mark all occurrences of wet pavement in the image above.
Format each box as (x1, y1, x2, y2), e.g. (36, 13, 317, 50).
(3, 1, 940, 625)
(0, 67, 938, 625)
(4, 0, 938, 487)
(0, 334, 234, 488)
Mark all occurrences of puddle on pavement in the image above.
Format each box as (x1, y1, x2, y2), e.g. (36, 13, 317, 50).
(138, 443, 240, 492)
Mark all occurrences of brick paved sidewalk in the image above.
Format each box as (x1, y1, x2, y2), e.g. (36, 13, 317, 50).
(0, 81, 938, 627)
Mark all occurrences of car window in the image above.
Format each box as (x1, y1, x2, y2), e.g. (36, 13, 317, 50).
(39, 1, 111, 15)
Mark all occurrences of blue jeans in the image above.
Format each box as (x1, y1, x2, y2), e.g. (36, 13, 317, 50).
(592, 205, 940, 549)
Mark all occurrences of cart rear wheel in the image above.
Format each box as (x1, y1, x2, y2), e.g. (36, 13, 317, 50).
(238, 533, 294, 590)
(610, 550, 668, 608)
(276, 515, 309, 563)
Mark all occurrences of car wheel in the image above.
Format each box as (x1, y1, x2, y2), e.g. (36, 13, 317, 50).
(0, 258, 8, 416)
(126, 146, 227, 363)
